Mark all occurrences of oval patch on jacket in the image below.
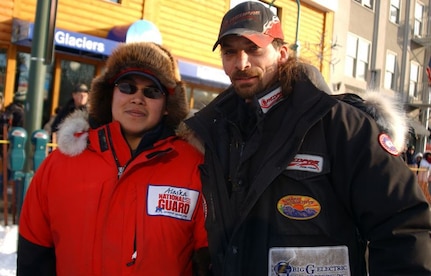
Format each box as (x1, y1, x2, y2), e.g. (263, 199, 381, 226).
(378, 133, 399, 156)
(277, 195, 321, 220)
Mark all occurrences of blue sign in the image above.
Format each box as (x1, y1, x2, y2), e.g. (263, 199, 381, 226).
(12, 19, 119, 56)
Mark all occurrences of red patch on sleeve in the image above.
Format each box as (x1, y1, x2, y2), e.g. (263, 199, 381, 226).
(378, 133, 399, 156)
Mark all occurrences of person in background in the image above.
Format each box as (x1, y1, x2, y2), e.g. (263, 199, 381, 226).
(405, 145, 416, 166)
(17, 42, 209, 275)
(415, 152, 423, 173)
(418, 152, 431, 203)
(0, 92, 4, 112)
(184, 1, 431, 275)
(43, 106, 61, 136)
(4, 91, 26, 127)
(50, 83, 89, 134)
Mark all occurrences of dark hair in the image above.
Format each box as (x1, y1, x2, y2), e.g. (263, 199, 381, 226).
(272, 38, 286, 48)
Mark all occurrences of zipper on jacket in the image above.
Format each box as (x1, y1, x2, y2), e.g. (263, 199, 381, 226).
(126, 251, 137, 267)
(126, 232, 137, 266)
(117, 166, 125, 178)
(105, 126, 129, 179)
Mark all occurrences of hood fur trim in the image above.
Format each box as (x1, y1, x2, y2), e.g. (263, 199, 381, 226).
(57, 110, 89, 156)
(89, 42, 189, 129)
(359, 91, 407, 152)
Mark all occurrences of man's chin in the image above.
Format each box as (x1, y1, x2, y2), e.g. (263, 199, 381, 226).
(234, 84, 257, 99)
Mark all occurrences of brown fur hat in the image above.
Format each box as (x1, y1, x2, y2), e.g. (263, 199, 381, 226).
(89, 42, 189, 129)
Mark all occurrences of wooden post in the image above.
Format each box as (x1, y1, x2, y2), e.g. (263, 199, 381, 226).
(2, 122, 8, 226)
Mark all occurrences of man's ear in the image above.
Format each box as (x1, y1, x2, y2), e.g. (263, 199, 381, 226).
(278, 44, 289, 63)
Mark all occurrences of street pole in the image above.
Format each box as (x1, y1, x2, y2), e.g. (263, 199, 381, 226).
(292, 0, 301, 57)
(17, 0, 56, 218)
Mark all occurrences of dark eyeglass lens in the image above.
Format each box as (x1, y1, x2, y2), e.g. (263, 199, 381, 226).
(116, 83, 164, 99)
(116, 83, 136, 94)
(143, 87, 164, 99)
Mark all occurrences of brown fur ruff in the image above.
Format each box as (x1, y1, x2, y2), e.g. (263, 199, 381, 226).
(89, 42, 189, 129)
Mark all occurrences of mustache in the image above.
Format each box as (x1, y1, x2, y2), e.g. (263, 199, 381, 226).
(232, 64, 278, 79)
(232, 70, 258, 79)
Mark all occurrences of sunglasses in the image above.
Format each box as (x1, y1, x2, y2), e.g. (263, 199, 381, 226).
(115, 83, 166, 99)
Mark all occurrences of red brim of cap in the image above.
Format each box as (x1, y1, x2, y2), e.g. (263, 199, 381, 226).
(243, 33, 274, 48)
(212, 33, 274, 51)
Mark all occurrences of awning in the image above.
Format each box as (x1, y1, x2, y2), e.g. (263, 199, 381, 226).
(409, 120, 430, 136)
(178, 60, 230, 89)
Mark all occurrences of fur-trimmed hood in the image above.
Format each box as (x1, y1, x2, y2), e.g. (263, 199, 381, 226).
(89, 42, 189, 130)
(278, 59, 408, 152)
(57, 109, 90, 156)
(331, 92, 407, 152)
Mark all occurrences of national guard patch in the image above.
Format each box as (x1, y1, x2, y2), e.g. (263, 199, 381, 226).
(147, 185, 199, 221)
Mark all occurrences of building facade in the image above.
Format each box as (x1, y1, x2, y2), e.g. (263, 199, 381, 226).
(330, 0, 431, 152)
(0, 0, 335, 132)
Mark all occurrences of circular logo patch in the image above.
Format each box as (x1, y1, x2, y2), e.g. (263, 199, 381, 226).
(378, 133, 399, 156)
(277, 195, 321, 220)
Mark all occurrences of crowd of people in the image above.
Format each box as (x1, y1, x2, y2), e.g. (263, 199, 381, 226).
(8, 1, 431, 275)
(402, 145, 431, 203)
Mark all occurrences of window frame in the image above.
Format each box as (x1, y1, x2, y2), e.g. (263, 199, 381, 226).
(354, 0, 374, 10)
(389, 0, 400, 24)
(345, 33, 370, 81)
(409, 61, 421, 99)
(384, 51, 397, 90)
(413, 2, 424, 37)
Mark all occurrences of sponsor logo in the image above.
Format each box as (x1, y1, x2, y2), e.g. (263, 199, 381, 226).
(287, 154, 323, 173)
(378, 133, 399, 156)
(277, 195, 321, 220)
(147, 185, 199, 220)
(258, 86, 283, 113)
(272, 261, 349, 275)
(263, 16, 281, 34)
(269, 246, 350, 276)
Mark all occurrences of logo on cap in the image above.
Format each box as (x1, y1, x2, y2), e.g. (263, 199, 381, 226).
(213, 1, 284, 51)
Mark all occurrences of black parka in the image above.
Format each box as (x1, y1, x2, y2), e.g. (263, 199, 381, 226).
(185, 74, 431, 275)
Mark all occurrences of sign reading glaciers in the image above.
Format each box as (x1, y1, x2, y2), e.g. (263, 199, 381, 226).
(54, 31, 107, 53)
(12, 19, 119, 56)
(52, 29, 118, 56)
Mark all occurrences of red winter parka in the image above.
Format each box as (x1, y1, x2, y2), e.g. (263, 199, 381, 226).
(18, 115, 207, 275)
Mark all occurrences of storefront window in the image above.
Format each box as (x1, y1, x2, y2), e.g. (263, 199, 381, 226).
(185, 84, 219, 111)
(0, 49, 6, 99)
(15, 52, 54, 126)
(58, 60, 95, 108)
(15, 53, 30, 95)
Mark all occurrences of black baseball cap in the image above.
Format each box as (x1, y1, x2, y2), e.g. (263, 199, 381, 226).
(212, 1, 284, 51)
(74, 83, 89, 93)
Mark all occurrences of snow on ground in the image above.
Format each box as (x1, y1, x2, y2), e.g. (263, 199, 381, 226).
(0, 224, 17, 276)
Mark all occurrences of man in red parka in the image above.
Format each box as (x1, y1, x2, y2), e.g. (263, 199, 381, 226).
(17, 42, 209, 275)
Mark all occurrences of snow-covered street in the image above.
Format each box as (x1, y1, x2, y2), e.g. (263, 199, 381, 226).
(0, 224, 18, 276)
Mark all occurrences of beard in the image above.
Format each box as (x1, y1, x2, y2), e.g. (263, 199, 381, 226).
(231, 63, 279, 100)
